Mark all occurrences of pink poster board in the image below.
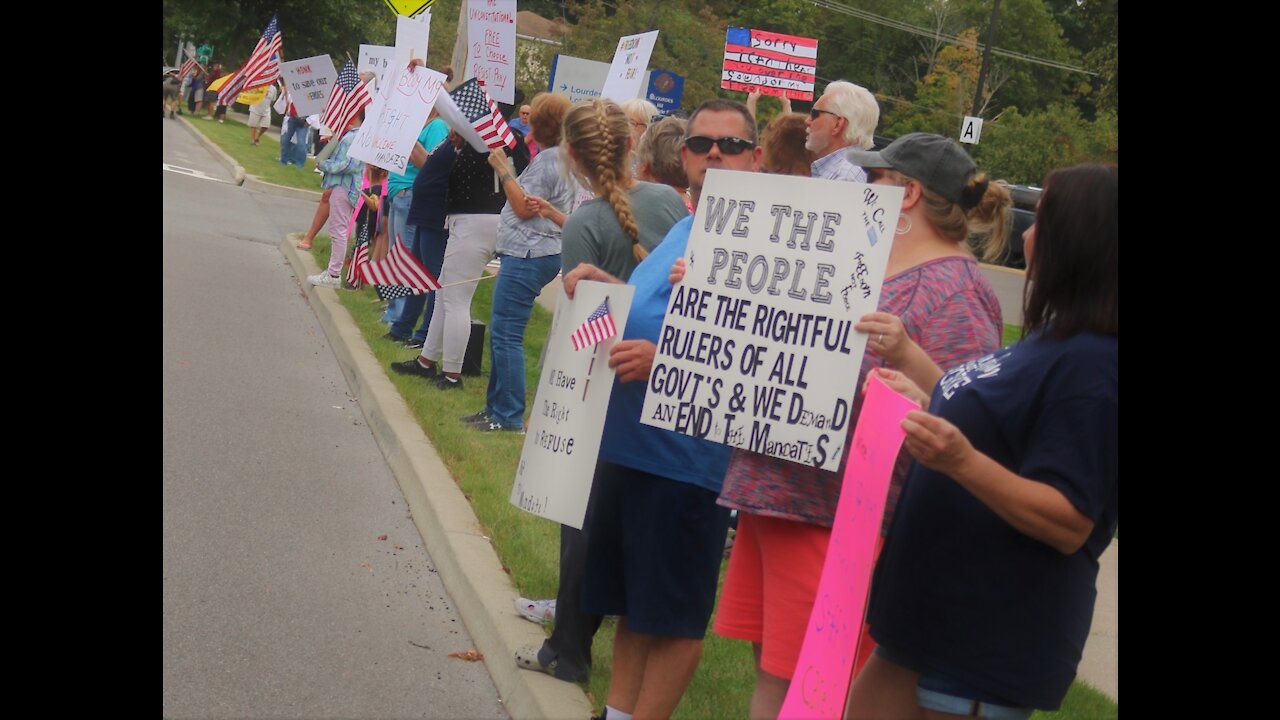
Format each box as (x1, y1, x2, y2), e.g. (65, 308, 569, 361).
(779, 373, 920, 719)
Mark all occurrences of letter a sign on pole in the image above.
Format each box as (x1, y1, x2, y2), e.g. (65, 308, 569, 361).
(960, 116, 983, 144)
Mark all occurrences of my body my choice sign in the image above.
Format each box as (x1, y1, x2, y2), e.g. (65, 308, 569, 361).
(640, 170, 903, 472)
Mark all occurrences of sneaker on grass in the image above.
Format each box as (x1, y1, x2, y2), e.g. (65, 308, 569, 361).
(515, 597, 556, 624)
(459, 410, 492, 425)
(389, 358, 436, 380)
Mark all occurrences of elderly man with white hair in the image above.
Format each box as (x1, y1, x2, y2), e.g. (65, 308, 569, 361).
(804, 80, 880, 182)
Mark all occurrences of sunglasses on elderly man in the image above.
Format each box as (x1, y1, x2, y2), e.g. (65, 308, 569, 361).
(684, 136, 756, 155)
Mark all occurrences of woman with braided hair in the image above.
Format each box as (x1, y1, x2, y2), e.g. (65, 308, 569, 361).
(557, 98, 688, 283)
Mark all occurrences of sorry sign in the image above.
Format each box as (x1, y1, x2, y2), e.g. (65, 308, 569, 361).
(722, 27, 818, 101)
(639, 170, 903, 472)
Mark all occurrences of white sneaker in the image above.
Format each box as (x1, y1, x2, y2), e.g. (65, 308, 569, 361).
(515, 597, 556, 624)
(308, 272, 341, 289)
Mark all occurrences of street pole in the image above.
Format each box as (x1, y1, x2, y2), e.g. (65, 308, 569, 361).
(971, 0, 1001, 118)
(175, 36, 183, 68)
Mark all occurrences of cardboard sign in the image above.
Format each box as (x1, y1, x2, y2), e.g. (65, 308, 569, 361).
(395, 12, 433, 69)
(348, 65, 447, 174)
(601, 30, 659, 104)
(722, 27, 818, 101)
(547, 53, 653, 105)
(465, 0, 516, 104)
(511, 281, 635, 529)
(359, 44, 396, 86)
(779, 374, 919, 719)
(639, 170, 903, 472)
(280, 55, 337, 117)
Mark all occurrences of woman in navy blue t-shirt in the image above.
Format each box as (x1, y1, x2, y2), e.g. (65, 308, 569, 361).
(847, 164, 1118, 718)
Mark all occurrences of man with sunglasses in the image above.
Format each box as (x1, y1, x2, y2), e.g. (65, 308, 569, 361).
(804, 80, 880, 183)
(561, 99, 761, 720)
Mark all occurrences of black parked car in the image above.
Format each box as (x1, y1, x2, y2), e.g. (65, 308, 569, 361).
(999, 184, 1041, 270)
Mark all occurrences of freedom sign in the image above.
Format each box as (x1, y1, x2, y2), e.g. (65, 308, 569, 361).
(722, 27, 818, 101)
(639, 170, 903, 472)
(511, 281, 634, 529)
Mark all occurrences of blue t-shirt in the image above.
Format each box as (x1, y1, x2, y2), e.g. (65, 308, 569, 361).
(867, 330, 1118, 710)
(598, 216, 732, 492)
(406, 141, 458, 230)
(388, 118, 449, 197)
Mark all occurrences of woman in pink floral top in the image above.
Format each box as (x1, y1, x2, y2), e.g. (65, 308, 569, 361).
(712, 133, 1014, 718)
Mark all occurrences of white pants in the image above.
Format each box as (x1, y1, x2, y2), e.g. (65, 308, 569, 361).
(421, 213, 499, 373)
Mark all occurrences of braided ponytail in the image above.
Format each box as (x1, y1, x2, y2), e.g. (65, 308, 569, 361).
(563, 99, 641, 259)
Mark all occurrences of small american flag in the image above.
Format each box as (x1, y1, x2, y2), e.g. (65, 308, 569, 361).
(355, 233, 442, 297)
(179, 58, 198, 82)
(319, 59, 372, 139)
(217, 15, 283, 101)
(449, 78, 516, 150)
(571, 298, 618, 351)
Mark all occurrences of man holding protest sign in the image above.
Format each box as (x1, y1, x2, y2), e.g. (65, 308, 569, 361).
(563, 99, 763, 720)
(804, 80, 879, 183)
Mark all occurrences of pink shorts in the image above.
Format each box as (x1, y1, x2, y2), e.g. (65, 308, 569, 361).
(713, 512, 831, 679)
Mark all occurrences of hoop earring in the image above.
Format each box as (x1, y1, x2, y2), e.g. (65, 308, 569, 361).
(896, 213, 912, 235)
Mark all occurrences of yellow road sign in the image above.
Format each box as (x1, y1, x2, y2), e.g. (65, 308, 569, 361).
(383, 0, 435, 18)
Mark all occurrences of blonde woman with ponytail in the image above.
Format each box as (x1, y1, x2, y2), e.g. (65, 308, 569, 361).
(559, 98, 688, 283)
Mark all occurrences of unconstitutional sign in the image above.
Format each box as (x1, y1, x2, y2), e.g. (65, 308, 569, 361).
(601, 30, 659, 104)
(722, 26, 818, 101)
(639, 170, 903, 472)
(280, 55, 337, 117)
(512, 281, 635, 529)
(465, 0, 516, 104)
(349, 64, 447, 174)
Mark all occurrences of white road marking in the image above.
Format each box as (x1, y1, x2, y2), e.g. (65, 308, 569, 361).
(162, 163, 232, 184)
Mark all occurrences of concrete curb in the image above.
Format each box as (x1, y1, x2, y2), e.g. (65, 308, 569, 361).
(176, 115, 245, 186)
(245, 175, 322, 201)
(281, 234, 593, 720)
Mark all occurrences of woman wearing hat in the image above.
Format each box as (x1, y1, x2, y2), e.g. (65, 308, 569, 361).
(848, 164, 1117, 719)
(709, 132, 1013, 719)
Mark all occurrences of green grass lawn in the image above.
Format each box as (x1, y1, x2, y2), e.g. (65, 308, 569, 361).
(185, 114, 324, 191)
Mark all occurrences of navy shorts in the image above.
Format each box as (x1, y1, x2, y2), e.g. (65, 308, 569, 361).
(582, 461, 731, 638)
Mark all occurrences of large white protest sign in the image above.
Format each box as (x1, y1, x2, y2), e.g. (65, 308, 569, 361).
(359, 44, 396, 86)
(639, 170, 903, 472)
(280, 55, 337, 117)
(348, 64, 447, 174)
(512, 281, 635, 529)
(395, 12, 432, 69)
(465, 0, 516, 104)
(601, 30, 659, 104)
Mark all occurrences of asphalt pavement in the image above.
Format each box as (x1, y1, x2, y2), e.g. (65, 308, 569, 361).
(162, 117, 508, 719)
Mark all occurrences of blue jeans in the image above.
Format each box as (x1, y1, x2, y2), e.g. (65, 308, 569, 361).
(381, 188, 415, 329)
(485, 253, 561, 428)
(390, 224, 449, 342)
(280, 116, 309, 167)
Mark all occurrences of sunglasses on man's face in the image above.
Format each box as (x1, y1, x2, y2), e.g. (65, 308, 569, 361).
(684, 136, 756, 155)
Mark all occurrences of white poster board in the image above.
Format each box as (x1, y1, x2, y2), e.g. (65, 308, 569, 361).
(547, 54, 653, 105)
(601, 30, 659, 104)
(960, 115, 984, 144)
(639, 170, 904, 472)
(359, 44, 396, 86)
(465, 0, 516, 104)
(395, 12, 432, 69)
(511, 281, 635, 529)
(348, 65, 447, 174)
(280, 55, 338, 117)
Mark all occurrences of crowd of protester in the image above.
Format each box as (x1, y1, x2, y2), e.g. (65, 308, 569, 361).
(259, 59, 1116, 720)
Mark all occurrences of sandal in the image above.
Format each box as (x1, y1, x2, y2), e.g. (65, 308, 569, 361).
(514, 644, 557, 677)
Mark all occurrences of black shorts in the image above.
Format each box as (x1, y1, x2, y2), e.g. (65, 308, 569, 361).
(582, 461, 731, 638)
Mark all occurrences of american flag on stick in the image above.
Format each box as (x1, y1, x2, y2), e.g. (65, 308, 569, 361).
(217, 14, 283, 102)
(450, 78, 516, 150)
(319, 59, 372, 140)
(354, 233, 443, 299)
(571, 298, 618, 351)
(179, 58, 199, 82)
